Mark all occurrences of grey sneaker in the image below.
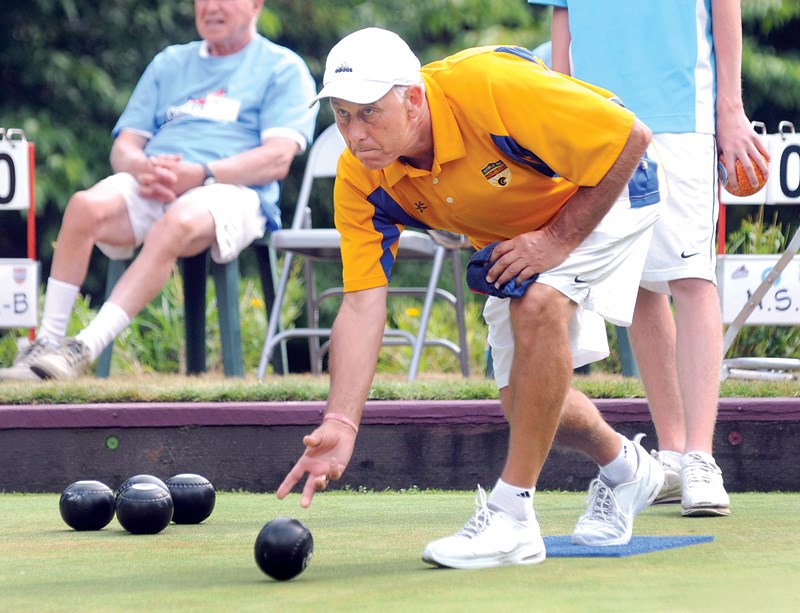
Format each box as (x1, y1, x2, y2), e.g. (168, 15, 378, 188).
(651, 450, 682, 505)
(0, 337, 55, 382)
(422, 485, 546, 569)
(681, 452, 731, 517)
(572, 433, 665, 546)
(29, 338, 92, 380)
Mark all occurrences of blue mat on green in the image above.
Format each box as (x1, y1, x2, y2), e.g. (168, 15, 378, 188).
(544, 535, 714, 557)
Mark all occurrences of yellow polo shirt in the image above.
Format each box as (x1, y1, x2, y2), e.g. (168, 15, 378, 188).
(334, 45, 636, 292)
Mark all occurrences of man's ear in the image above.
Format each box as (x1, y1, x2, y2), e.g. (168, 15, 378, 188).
(406, 84, 426, 117)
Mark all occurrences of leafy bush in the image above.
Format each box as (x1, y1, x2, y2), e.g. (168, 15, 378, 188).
(0, 255, 491, 376)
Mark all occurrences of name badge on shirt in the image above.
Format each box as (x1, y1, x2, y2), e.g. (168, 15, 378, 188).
(204, 94, 241, 122)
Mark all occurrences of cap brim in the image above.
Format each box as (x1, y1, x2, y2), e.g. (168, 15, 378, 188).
(308, 80, 394, 109)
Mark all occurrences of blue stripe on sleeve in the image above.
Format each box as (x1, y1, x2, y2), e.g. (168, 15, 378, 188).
(366, 187, 433, 281)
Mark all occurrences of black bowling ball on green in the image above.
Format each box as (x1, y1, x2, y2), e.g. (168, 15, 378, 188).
(166, 473, 216, 524)
(115, 482, 173, 535)
(59, 480, 116, 531)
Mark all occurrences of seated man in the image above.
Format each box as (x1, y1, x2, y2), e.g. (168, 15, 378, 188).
(0, 0, 317, 381)
(276, 28, 665, 568)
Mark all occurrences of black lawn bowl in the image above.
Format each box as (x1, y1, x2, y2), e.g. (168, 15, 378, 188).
(59, 480, 116, 531)
(254, 517, 314, 581)
(115, 483, 174, 535)
(166, 473, 216, 524)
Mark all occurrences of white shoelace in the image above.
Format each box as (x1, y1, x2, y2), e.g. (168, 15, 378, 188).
(682, 454, 720, 486)
(581, 479, 619, 523)
(456, 486, 493, 538)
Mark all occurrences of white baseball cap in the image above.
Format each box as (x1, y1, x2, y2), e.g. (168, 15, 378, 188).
(309, 28, 422, 108)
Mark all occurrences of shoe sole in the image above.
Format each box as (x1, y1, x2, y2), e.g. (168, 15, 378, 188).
(571, 534, 631, 547)
(0, 371, 43, 382)
(652, 495, 681, 505)
(30, 363, 83, 380)
(681, 506, 731, 517)
(422, 546, 546, 569)
(30, 365, 60, 380)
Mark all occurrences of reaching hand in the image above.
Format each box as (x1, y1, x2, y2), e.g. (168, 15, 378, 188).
(276, 421, 357, 508)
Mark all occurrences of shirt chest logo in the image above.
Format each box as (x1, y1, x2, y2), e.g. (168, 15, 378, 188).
(481, 160, 512, 187)
(166, 88, 240, 123)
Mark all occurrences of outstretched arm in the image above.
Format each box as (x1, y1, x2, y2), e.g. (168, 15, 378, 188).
(276, 285, 388, 508)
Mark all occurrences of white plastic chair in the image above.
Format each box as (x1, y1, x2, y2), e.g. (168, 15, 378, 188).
(257, 124, 470, 380)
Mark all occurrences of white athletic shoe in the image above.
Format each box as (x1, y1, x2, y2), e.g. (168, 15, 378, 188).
(422, 486, 546, 569)
(680, 452, 731, 517)
(29, 338, 92, 380)
(651, 449, 682, 505)
(572, 433, 665, 546)
(0, 337, 54, 382)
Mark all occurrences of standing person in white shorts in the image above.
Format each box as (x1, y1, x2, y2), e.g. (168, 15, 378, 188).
(0, 0, 317, 381)
(530, 0, 770, 516)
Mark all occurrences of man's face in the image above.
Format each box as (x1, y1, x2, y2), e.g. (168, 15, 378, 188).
(330, 89, 414, 171)
(195, 0, 261, 56)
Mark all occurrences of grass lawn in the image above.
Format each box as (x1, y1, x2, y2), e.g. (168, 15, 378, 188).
(1, 490, 798, 612)
(2, 373, 798, 610)
(0, 372, 797, 405)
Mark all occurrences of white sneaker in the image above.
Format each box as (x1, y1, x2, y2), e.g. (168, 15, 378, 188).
(572, 433, 665, 546)
(651, 450, 682, 505)
(422, 486, 546, 569)
(29, 338, 92, 380)
(0, 338, 54, 382)
(681, 452, 730, 517)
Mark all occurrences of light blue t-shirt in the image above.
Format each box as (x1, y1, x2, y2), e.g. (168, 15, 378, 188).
(113, 34, 318, 230)
(529, 0, 716, 134)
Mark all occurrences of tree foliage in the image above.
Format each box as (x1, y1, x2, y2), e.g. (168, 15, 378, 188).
(1, 0, 798, 299)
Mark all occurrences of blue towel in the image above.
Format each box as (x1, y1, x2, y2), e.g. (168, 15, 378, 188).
(466, 242, 539, 299)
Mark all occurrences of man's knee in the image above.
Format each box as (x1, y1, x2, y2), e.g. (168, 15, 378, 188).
(143, 206, 215, 256)
(509, 285, 572, 338)
(64, 189, 106, 227)
(669, 277, 716, 301)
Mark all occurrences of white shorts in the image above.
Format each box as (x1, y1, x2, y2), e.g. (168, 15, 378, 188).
(485, 149, 665, 388)
(95, 173, 266, 264)
(640, 132, 719, 294)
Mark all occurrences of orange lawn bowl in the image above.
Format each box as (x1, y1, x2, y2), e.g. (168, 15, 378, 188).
(721, 153, 768, 197)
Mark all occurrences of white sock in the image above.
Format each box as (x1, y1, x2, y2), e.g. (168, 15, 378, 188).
(599, 434, 638, 485)
(76, 302, 131, 362)
(38, 278, 81, 345)
(487, 478, 535, 522)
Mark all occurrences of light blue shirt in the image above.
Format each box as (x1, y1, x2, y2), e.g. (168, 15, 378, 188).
(529, 0, 716, 134)
(113, 34, 318, 230)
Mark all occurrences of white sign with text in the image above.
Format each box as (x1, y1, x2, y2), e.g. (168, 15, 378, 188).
(717, 254, 800, 325)
(0, 259, 39, 328)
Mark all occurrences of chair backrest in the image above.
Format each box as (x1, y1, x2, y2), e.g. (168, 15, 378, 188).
(289, 124, 346, 230)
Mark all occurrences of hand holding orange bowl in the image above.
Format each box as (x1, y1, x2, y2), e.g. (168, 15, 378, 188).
(720, 153, 768, 197)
